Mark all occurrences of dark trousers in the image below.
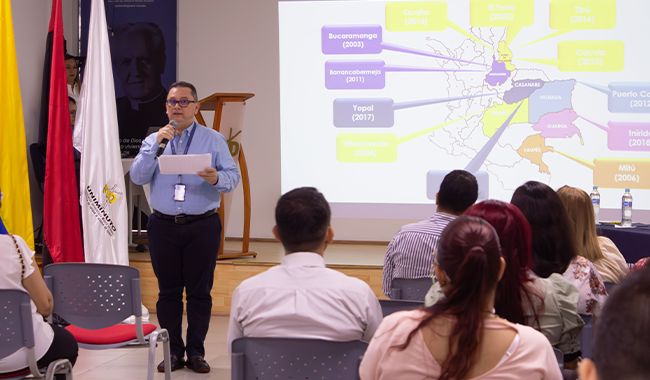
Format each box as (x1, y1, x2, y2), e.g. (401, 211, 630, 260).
(147, 212, 221, 358)
(0, 324, 79, 379)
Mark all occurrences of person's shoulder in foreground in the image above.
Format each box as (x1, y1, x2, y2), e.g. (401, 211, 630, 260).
(359, 310, 561, 380)
(228, 187, 382, 352)
(578, 267, 650, 380)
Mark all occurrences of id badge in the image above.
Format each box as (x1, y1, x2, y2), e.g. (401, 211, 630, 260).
(174, 184, 186, 202)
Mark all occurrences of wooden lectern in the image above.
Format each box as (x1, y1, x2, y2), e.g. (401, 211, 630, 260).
(196, 93, 257, 259)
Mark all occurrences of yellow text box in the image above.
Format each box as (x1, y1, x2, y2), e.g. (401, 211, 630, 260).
(337, 133, 397, 163)
(470, 0, 534, 27)
(550, 0, 616, 30)
(558, 40, 624, 72)
(594, 158, 650, 189)
(481, 100, 529, 137)
(385, 2, 447, 32)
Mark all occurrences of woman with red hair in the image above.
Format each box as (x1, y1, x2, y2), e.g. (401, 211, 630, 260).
(425, 200, 583, 368)
(464, 200, 583, 367)
(360, 217, 562, 380)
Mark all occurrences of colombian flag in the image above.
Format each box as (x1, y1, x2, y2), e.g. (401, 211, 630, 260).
(0, 0, 34, 248)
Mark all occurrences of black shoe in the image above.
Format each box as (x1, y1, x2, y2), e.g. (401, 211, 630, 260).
(186, 355, 210, 373)
(157, 354, 185, 373)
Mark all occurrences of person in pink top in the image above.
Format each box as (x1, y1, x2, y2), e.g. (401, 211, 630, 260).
(360, 217, 562, 380)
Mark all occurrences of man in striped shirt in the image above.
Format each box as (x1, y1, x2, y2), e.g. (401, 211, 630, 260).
(382, 170, 478, 298)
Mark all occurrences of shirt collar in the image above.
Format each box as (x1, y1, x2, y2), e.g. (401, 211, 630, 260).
(281, 252, 326, 268)
(175, 122, 197, 140)
(430, 212, 457, 223)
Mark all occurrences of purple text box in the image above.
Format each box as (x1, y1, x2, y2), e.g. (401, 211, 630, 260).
(325, 60, 385, 90)
(333, 98, 394, 128)
(609, 83, 650, 113)
(322, 25, 383, 54)
(609, 121, 650, 151)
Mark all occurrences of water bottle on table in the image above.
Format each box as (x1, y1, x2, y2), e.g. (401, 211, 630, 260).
(622, 188, 633, 227)
(590, 186, 600, 224)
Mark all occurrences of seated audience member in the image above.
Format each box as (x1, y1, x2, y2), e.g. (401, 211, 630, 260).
(382, 170, 478, 298)
(65, 55, 80, 104)
(466, 200, 582, 367)
(578, 267, 650, 380)
(360, 217, 562, 380)
(511, 181, 608, 317)
(629, 257, 648, 274)
(558, 186, 628, 283)
(70, 96, 81, 161)
(227, 187, 382, 352)
(0, 190, 78, 379)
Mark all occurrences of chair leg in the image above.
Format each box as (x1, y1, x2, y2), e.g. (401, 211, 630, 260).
(231, 352, 245, 380)
(162, 330, 171, 380)
(45, 359, 73, 380)
(148, 329, 171, 380)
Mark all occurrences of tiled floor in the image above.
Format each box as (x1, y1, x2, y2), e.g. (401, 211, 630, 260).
(73, 314, 231, 379)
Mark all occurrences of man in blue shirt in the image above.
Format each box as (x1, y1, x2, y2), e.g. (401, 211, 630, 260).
(131, 81, 240, 374)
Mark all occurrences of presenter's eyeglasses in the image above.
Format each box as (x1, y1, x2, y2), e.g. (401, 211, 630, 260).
(166, 99, 198, 108)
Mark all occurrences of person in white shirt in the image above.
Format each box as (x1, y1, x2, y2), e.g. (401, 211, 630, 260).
(227, 187, 383, 352)
(0, 190, 78, 379)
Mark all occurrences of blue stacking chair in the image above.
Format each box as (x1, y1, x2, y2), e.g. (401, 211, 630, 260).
(231, 337, 368, 380)
(390, 278, 433, 300)
(43, 263, 171, 380)
(553, 347, 564, 371)
(378, 299, 424, 317)
(0, 289, 73, 380)
(579, 314, 594, 359)
(603, 282, 617, 295)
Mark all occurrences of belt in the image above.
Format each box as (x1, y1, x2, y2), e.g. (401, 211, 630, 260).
(152, 209, 218, 225)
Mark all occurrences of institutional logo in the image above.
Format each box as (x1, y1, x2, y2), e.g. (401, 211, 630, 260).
(85, 183, 123, 237)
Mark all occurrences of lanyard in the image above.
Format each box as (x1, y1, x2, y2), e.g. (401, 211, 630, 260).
(170, 123, 197, 156)
(169, 123, 197, 185)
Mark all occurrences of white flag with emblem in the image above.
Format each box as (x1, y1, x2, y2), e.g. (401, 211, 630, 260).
(73, 0, 128, 265)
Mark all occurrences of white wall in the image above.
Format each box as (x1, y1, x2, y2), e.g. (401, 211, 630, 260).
(14, 0, 413, 243)
(11, 0, 50, 237)
(179, 0, 413, 241)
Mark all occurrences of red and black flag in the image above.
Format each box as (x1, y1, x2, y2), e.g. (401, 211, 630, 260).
(39, 0, 84, 263)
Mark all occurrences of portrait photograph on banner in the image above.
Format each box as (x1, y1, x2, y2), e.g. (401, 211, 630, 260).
(80, 0, 178, 158)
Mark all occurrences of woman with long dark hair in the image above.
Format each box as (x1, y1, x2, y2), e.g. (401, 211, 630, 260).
(465, 200, 583, 367)
(511, 181, 608, 317)
(360, 217, 561, 380)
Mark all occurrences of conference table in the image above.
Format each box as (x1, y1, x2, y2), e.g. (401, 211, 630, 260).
(597, 223, 650, 264)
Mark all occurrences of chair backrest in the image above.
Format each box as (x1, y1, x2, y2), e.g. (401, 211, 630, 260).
(553, 347, 564, 371)
(578, 314, 593, 359)
(390, 278, 432, 300)
(379, 299, 424, 317)
(0, 290, 35, 359)
(43, 263, 142, 329)
(603, 282, 617, 295)
(231, 337, 368, 380)
(29, 143, 45, 184)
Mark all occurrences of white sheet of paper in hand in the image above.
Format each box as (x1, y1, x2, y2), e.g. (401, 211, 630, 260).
(158, 154, 212, 175)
